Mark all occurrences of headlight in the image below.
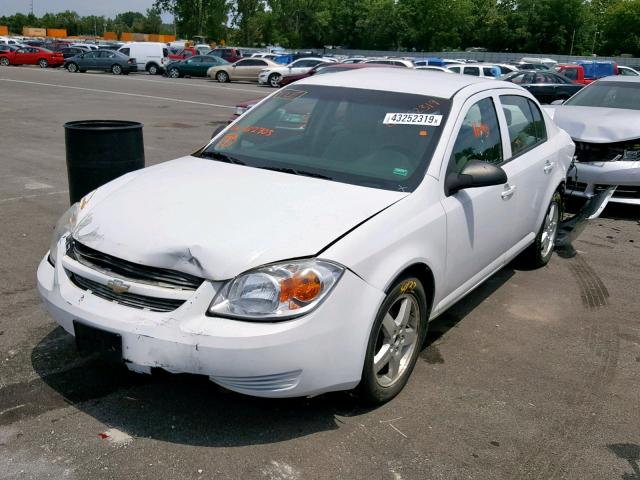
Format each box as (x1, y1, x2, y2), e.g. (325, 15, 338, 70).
(235, 106, 249, 115)
(208, 260, 344, 321)
(48, 202, 79, 265)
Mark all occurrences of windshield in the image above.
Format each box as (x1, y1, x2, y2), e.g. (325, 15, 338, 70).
(197, 85, 451, 192)
(564, 81, 640, 110)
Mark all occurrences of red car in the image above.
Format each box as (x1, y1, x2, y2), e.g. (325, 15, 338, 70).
(168, 47, 198, 61)
(278, 62, 400, 87)
(0, 46, 64, 68)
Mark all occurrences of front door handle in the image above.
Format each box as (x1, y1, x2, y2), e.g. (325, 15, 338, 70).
(501, 184, 517, 200)
(544, 160, 554, 174)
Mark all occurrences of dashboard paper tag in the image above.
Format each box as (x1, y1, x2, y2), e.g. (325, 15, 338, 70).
(383, 113, 442, 126)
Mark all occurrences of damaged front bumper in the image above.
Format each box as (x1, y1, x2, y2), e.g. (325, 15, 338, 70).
(566, 143, 640, 206)
(36, 247, 384, 398)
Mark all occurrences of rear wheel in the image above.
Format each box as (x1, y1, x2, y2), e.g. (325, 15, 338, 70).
(168, 67, 181, 78)
(356, 276, 429, 405)
(519, 190, 562, 268)
(216, 71, 229, 83)
(38, 58, 49, 68)
(111, 64, 122, 75)
(268, 73, 281, 87)
(147, 63, 160, 75)
(0, 57, 10, 66)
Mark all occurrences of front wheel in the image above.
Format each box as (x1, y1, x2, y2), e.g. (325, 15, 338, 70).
(268, 73, 281, 87)
(216, 71, 229, 83)
(0, 57, 10, 66)
(38, 58, 49, 68)
(111, 64, 122, 75)
(356, 276, 429, 405)
(168, 67, 181, 78)
(519, 191, 562, 268)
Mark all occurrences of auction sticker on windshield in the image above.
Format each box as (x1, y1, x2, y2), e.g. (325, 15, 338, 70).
(383, 113, 443, 126)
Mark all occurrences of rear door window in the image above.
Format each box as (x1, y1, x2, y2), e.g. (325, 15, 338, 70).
(500, 95, 547, 157)
(464, 66, 480, 76)
(449, 97, 503, 173)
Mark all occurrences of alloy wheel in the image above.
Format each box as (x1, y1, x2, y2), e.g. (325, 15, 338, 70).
(373, 294, 420, 388)
(540, 202, 559, 258)
(269, 74, 281, 87)
(39, 59, 48, 68)
(169, 68, 180, 78)
(112, 65, 122, 75)
(0, 57, 9, 66)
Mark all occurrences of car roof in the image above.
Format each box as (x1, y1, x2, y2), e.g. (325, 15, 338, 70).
(596, 75, 640, 83)
(297, 67, 500, 99)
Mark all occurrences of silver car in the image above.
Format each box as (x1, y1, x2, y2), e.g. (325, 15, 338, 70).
(545, 76, 640, 210)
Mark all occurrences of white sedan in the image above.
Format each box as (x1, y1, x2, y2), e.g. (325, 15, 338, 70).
(37, 70, 573, 404)
(258, 57, 328, 87)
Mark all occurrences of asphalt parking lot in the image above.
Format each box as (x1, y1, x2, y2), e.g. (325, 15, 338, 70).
(1, 66, 639, 480)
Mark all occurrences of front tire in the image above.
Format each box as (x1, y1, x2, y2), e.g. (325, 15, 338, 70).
(356, 276, 429, 405)
(216, 71, 229, 83)
(0, 57, 10, 66)
(268, 73, 282, 87)
(111, 64, 122, 75)
(519, 190, 562, 268)
(38, 58, 49, 68)
(168, 67, 181, 78)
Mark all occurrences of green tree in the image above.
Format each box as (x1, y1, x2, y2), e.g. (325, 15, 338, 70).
(600, 0, 640, 56)
(155, 0, 229, 41)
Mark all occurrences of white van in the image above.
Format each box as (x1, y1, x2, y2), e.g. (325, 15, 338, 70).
(118, 42, 169, 75)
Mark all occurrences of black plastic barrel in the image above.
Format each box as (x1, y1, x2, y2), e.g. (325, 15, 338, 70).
(64, 120, 145, 204)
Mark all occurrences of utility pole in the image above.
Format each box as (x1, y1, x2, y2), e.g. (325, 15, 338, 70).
(30, 0, 34, 15)
(569, 29, 575, 56)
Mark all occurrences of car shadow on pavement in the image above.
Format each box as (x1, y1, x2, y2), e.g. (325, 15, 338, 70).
(30, 326, 368, 447)
(29, 267, 516, 447)
(608, 443, 640, 480)
(420, 267, 515, 363)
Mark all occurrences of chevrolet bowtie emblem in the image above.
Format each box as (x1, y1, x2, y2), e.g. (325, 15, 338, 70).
(106, 279, 130, 294)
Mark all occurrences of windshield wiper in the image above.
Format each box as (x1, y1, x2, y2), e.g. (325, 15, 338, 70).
(199, 151, 246, 165)
(259, 166, 334, 180)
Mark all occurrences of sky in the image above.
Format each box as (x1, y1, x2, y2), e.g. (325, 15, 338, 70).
(0, 0, 173, 21)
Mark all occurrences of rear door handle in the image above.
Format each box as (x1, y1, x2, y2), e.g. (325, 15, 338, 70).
(501, 184, 517, 200)
(544, 160, 554, 174)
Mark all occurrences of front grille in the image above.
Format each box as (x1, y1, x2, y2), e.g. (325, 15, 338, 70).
(67, 271, 185, 312)
(595, 184, 640, 199)
(574, 140, 640, 163)
(566, 179, 588, 192)
(67, 239, 203, 290)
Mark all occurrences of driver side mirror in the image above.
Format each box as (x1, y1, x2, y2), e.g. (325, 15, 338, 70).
(445, 160, 507, 196)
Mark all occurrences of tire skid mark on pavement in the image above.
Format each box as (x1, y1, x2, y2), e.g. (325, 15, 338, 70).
(0, 79, 235, 109)
(567, 255, 609, 309)
(513, 255, 619, 479)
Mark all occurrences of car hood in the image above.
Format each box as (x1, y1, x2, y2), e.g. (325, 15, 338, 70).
(545, 105, 640, 143)
(72, 156, 406, 280)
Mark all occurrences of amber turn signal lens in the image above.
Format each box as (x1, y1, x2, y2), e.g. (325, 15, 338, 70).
(279, 270, 322, 303)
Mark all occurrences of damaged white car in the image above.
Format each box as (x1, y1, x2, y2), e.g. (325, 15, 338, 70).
(545, 76, 640, 210)
(37, 70, 573, 404)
